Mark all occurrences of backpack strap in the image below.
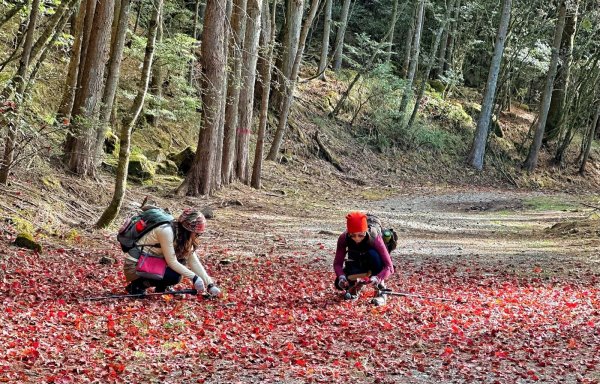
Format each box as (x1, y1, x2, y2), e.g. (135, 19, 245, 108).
(134, 221, 174, 249)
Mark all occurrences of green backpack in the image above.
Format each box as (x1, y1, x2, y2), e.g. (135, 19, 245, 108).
(366, 212, 398, 253)
(117, 208, 174, 256)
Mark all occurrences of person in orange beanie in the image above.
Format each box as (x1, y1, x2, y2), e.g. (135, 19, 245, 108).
(333, 211, 394, 306)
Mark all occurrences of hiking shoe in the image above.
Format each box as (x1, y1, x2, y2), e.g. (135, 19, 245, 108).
(125, 282, 146, 295)
(344, 291, 359, 300)
(371, 294, 387, 306)
(155, 286, 174, 293)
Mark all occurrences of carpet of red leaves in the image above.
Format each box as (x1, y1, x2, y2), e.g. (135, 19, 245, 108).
(1, 232, 599, 383)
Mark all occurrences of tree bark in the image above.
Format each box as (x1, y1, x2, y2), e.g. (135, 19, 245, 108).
(332, 0, 351, 71)
(384, 0, 399, 63)
(25, 6, 75, 95)
(188, 0, 202, 86)
(251, 0, 276, 189)
(235, 0, 263, 184)
(28, 0, 80, 68)
(272, 0, 304, 109)
(178, 0, 227, 196)
(467, 0, 512, 170)
(56, 0, 86, 123)
(0, 0, 40, 184)
(266, 0, 319, 161)
(398, 0, 425, 119)
(401, 2, 416, 78)
(99, 0, 132, 126)
(146, 13, 164, 127)
(221, 0, 248, 185)
(212, 0, 232, 191)
(544, 0, 579, 142)
(407, 0, 455, 130)
(96, 0, 163, 228)
(317, 0, 332, 80)
(443, 0, 460, 74)
(579, 102, 600, 175)
(524, 1, 567, 173)
(63, 0, 114, 177)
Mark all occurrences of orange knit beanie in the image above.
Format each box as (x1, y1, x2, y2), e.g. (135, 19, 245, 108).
(346, 211, 368, 233)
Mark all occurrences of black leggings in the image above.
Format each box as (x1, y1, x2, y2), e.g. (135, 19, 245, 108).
(334, 249, 384, 290)
(130, 267, 182, 292)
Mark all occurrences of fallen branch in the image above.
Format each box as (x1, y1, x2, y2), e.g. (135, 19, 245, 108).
(580, 202, 600, 211)
(314, 132, 345, 172)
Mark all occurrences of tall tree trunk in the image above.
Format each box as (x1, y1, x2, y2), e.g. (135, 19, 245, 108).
(317, 0, 332, 80)
(76, 0, 98, 90)
(0, 1, 26, 30)
(544, 0, 579, 142)
(96, 0, 163, 228)
(398, 0, 425, 119)
(213, 0, 232, 191)
(221, 0, 248, 185)
(466, 0, 512, 170)
(401, 2, 416, 78)
(272, 0, 304, 109)
(188, 0, 202, 86)
(146, 13, 164, 127)
(25, 6, 74, 95)
(57, 0, 87, 122)
(28, 0, 80, 67)
(443, 0, 460, 74)
(98, 0, 132, 126)
(235, 0, 263, 184)
(332, 0, 351, 71)
(0, 0, 40, 184)
(579, 103, 600, 175)
(133, 0, 143, 34)
(63, 0, 114, 177)
(251, 0, 276, 189)
(0, 20, 27, 77)
(407, 0, 455, 130)
(524, 1, 567, 173)
(178, 0, 227, 196)
(384, 0, 399, 63)
(267, 0, 319, 161)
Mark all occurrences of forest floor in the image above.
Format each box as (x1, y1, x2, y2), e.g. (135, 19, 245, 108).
(1, 161, 599, 383)
(1, 74, 600, 382)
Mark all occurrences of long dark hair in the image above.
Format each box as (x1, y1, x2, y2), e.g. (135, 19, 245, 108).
(173, 222, 199, 260)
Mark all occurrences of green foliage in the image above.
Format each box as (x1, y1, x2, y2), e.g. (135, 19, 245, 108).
(344, 33, 390, 71)
(422, 96, 474, 133)
(524, 196, 577, 211)
(125, 33, 198, 124)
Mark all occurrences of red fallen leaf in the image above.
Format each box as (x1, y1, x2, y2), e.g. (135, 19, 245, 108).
(294, 359, 307, 367)
(442, 347, 454, 356)
(565, 302, 577, 308)
(533, 267, 542, 273)
(494, 351, 508, 358)
(354, 361, 364, 370)
(567, 338, 577, 349)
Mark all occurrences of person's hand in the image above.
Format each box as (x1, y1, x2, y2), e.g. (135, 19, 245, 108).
(193, 276, 205, 292)
(368, 276, 379, 286)
(337, 275, 349, 289)
(207, 284, 221, 297)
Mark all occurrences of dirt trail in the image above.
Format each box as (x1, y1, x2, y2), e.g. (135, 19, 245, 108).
(361, 189, 599, 281)
(213, 187, 599, 282)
